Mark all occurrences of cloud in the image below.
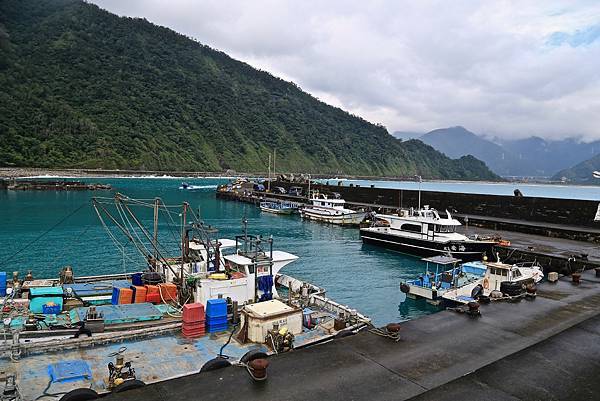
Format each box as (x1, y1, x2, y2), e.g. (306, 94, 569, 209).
(92, 0, 600, 141)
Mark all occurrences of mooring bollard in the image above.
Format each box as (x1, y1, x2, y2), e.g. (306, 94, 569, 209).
(572, 272, 581, 284)
(248, 358, 269, 381)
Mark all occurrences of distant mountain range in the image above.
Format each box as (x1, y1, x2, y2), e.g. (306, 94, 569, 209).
(394, 127, 600, 180)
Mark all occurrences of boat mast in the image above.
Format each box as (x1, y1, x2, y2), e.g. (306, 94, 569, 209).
(273, 149, 276, 182)
(181, 202, 188, 283)
(268, 153, 271, 192)
(153, 198, 159, 263)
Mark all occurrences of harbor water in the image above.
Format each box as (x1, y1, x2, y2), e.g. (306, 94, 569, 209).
(0, 178, 439, 326)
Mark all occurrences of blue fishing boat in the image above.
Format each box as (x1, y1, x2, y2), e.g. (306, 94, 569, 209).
(400, 256, 487, 305)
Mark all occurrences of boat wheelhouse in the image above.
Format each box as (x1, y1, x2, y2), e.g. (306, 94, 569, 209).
(300, 193, 366, 226)
(360, 206, 495, 262)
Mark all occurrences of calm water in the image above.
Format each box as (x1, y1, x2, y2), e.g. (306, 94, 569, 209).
(317, 178, 600, 200)
(0, 178, 438, 326)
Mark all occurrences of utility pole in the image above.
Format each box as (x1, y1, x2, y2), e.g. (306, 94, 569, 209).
(153, 198, 159, 262)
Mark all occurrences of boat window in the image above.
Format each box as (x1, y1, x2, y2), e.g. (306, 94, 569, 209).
(512, 268, 521, 278)
(489, 268, 496, 275)
(247, 265, 255, 274)
(437, 225, 456, 233)
(401, 223, 422, 233)
(501, 269, 508, 276)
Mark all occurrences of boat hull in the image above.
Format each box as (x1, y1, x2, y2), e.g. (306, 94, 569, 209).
(260, 206, 295, 215)
(300, 209, 366, 226)
(360, 228, 494, 262)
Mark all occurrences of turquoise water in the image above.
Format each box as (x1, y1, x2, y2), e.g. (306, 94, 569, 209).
(317, 178, 600, 200)
(0, 178, 438, 326)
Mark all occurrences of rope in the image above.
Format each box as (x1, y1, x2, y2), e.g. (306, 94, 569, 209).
(0, 203, 87, 267)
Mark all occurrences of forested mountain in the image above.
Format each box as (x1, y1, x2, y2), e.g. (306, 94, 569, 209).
(0, 0, 497, 179)
(552, 154, 600, 183)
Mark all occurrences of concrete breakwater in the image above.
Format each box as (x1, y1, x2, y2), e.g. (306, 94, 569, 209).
(268, 181, 600, 239)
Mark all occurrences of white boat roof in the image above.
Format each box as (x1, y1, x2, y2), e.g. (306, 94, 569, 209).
(223, 251, 298, 266)
(421, 255, 462, 265)
(376, 211, 461, 226)
(188, 238, 237, 251)
(224, 254, 253, 266)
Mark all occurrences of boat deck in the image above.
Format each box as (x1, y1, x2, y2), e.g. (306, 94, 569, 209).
(107, 270, 600, 400)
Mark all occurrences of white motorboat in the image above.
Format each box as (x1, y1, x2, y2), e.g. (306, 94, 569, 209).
(300, 193, 366, 226)
(360, 206, 495, 262)
(442, 258, 544, 304)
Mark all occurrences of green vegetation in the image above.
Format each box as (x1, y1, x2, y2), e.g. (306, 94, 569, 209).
(0, 0, 497, 179)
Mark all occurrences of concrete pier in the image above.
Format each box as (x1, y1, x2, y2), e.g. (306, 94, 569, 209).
(106, 270, 600, 400)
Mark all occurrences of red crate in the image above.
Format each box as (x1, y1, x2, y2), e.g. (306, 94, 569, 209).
(182, 303, 205, 323)
(158, 283, 178, 304)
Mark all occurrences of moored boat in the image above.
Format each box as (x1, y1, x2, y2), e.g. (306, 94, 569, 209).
(0, 194, 371, 399)
(300, 193, 366, 226)
(360, 206, 495, 262)
(259, 201, 298, 215)
(442, 259, 544, 305)
(400, 256, 487, 305)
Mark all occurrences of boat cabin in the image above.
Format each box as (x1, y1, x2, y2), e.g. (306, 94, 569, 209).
(308, 194, 347, 210)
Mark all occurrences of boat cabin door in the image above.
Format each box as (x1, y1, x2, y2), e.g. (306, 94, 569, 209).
(424, 223, 434, 239)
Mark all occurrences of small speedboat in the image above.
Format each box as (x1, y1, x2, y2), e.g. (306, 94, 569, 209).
(179, 182, 204, 191)
(400, 256, 487, 305)
(442, 258, 544, 304)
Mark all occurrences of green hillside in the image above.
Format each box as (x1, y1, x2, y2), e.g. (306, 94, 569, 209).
(0, 0, 497, 179)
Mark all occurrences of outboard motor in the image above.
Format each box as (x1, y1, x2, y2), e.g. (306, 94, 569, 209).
(471, 284, 484, 299)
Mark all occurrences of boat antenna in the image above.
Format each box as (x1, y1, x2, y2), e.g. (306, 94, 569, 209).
(268, 152, 271, 192)
(417, 175, 422, 210)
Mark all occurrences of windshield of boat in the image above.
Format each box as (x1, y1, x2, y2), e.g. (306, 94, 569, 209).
(434, 224, 456, 233)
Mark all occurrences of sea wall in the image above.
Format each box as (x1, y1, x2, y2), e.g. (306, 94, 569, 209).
(274, 181, 600, 229)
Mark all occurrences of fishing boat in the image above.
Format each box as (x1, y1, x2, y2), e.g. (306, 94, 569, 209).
(259, 201, 297, 215)
(399, 256, 487, 305)
(0, 194, 370, 400)
(300, 193, 366, 226)
(442, 258, 544, 305)
(360, 206, 495, 262)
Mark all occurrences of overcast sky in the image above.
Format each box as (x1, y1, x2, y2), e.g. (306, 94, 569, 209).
(92, 0, 600, 141)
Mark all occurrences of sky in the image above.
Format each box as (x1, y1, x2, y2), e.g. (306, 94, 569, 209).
(92, 0, 600, 141)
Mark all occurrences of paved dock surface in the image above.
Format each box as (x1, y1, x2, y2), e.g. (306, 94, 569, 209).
(107, 271, 600, 401)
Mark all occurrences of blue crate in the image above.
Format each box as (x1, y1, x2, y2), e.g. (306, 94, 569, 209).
(206, 298, 227, 317)
(48, 360, 92, 383)
(131, 273, 143, 286)
(206, 316, 228, 325)
(42, 304, 61, 314)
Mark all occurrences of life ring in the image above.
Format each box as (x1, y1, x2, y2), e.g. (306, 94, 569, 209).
(483, 278, 490, 289)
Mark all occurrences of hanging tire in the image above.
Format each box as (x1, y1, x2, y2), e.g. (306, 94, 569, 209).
(200, 357, 231, 373)
(113, 379, 146, 392)
(500, 281, 524, 296)
(470, 284, 483, 299)
(59, 388, 99, 401)
(240, 349, 269, 364)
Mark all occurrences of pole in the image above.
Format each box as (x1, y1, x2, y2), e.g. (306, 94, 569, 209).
(418, 175, 422, 210)
(153, 198, 159, 262)
(273, 149, 276, 180)
(268, 153, 271, 191)
(181, 202, 188, 284)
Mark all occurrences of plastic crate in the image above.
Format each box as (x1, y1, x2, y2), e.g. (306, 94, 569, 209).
(206, 298, 227, 317)
(42, 304, 61, 314)
(182, 303, 205, 323)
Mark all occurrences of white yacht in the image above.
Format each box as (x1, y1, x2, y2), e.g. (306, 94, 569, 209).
(300, 193, 366, 226)
(360, 206, 495, 262)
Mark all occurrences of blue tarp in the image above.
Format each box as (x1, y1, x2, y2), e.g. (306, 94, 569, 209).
(48, 360, 92, 383)
(70, 303, 162, 325)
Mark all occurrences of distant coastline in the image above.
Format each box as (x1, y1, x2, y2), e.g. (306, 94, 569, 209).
(0, 167, 580, 185)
